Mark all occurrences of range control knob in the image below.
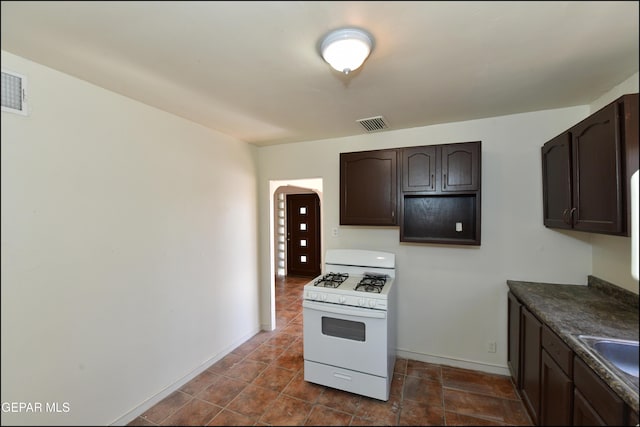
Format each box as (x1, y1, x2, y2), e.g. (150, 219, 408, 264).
(339, 296, 346, 303)
(309, 292, 317, 300)
(368, 300, 376, 308)
(358, 298, 365, 306)
(321, 294, 327, 301)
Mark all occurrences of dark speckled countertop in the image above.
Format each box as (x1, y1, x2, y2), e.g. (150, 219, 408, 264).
(507, 276, 639, 414)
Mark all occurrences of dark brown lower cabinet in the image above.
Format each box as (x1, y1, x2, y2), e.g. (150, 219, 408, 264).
(507, 292, 522, 389)
(573, 357, 625, 426)
(574, 388, 606, 426)
(507, 291, 637, 426)
(540, 325, 574, 426)
(521, 307, 542, 424)
(541, 350, 573, 425)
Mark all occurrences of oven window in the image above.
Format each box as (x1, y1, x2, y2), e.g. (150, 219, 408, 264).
(321, 317, 365, 341)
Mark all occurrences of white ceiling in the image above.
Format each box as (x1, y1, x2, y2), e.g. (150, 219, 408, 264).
(2, 1, 638, 146)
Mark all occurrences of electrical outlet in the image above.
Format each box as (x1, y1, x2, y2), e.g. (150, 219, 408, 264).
(332, 227, 339, 237)
(487, 341, 497, 353)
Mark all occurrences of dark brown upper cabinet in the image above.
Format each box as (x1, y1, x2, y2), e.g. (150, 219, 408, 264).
(542, 132, 573, 230)
(440, 142, 480, 192)
(402, 145, 437, 192)
(542, 93, 638, 236)
(339, 142, 482, 245)
(402, 142, 480, 193)
(340, 149, 398, 226)
(400, 141, 482, 245)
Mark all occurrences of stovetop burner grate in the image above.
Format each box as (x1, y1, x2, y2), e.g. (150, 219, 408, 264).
(354, 273, 388, 293)
(314, 272, 349, 288)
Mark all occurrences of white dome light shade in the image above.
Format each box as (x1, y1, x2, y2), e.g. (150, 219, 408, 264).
(320, 28, 374, 75)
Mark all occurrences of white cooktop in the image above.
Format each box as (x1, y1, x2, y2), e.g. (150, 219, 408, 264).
(303, 273, 395, 309)
(303, 249, 396, 309)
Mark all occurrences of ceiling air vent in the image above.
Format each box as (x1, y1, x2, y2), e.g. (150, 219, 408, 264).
(357, 115, 388, 132)
(1, 69, 28, 116)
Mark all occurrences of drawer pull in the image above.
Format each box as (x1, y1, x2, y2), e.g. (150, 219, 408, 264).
(333, 372, 352, 381)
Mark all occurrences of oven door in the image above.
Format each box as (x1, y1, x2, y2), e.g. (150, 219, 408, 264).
(303, 300, 388, 377)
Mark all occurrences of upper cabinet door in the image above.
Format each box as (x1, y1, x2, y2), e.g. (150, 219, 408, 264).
(440, 142, 480, 192)
(542, 132, 573, 229)
(571, 102, 623, 234)
(540, 93, 637, 236)
(402, 145, 437, 192)
(340, 149, 398, 226)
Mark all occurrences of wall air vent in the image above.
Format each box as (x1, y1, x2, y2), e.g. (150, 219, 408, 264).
(2, 69, 28, 116)
(357, 115, 388, 132)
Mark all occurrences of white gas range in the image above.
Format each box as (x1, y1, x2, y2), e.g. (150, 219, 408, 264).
(302, 249, 397, 401)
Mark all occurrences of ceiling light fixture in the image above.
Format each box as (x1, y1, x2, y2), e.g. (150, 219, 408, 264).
(319, 27, 374, 75)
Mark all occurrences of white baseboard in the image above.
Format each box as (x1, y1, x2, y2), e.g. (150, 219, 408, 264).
(110, 327, 261, 426)
(396, 348, 510, 376)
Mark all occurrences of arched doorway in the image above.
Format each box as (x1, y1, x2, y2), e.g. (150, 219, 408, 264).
(268, 179, 323, 330)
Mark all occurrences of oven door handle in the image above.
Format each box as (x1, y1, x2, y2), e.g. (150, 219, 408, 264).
(303, 300, 387, 319)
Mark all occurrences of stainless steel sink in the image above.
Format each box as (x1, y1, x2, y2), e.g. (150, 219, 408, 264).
(578, 335, 639, 378)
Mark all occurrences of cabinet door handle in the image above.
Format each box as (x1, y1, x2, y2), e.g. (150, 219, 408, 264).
(443, 173, 447, 189)
(431, 174, 434, 189)
(562, 208, 576, 225)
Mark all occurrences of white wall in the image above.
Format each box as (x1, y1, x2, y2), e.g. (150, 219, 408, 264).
(257, 105, 593, 374)
(589, 72, 639, 293)
(0, 51, 260, 425)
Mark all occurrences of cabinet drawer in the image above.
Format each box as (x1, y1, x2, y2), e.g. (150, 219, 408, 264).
(574, 356, 625, 425)
(541, 325, 573, 377)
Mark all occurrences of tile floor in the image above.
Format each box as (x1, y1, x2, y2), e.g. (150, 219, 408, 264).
(128, 275, 532, 426)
